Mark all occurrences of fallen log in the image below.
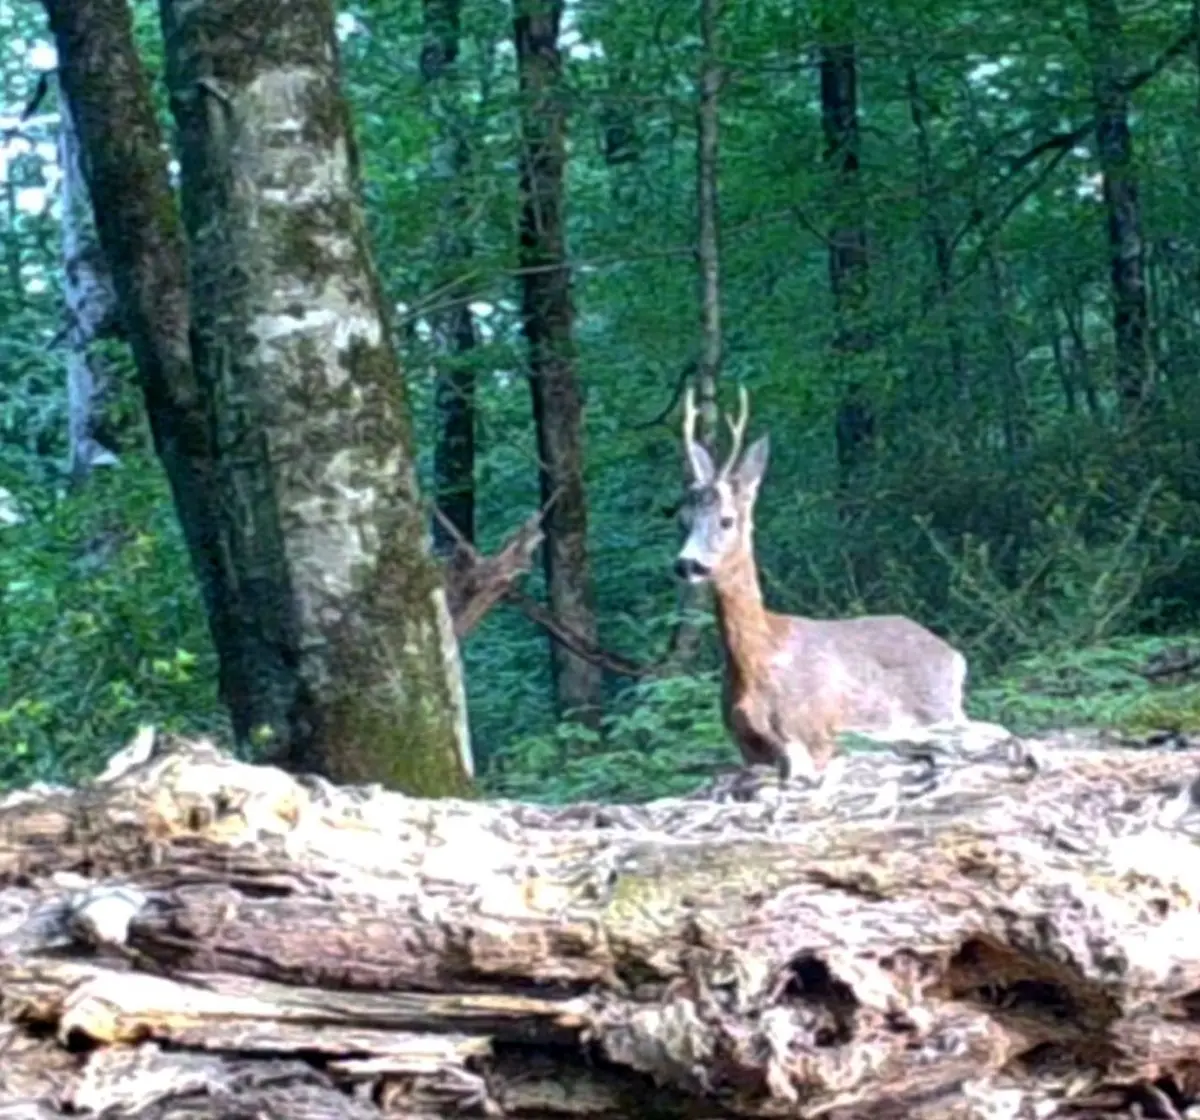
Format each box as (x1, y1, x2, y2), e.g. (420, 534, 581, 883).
(2, 726, 1200, 1119)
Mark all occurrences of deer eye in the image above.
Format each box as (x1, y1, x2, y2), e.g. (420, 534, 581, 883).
(720, 515, 735, 529)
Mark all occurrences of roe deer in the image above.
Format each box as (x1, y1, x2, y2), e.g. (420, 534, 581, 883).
(674, 385, 970, 793)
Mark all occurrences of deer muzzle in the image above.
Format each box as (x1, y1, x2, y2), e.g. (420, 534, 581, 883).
(674, 556, 713, 583)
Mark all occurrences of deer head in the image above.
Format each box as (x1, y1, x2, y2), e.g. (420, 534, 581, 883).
(675, 385, 770, 585)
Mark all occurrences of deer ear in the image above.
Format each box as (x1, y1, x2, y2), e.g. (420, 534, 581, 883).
(735, 435, 770, 492)
(689, 442, 717, 485)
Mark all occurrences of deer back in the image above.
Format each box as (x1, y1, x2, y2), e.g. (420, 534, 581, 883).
(740, 611, 967, 746)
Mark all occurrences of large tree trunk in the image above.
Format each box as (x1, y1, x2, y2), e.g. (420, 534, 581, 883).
(1087, 0, 1152, 420)
(422, 0, 479, 556)
(158, 0, 472, 791)
(3, 728, 1200, 1119)
(58, 91, 122, 482)
(513, 0, 604, 726)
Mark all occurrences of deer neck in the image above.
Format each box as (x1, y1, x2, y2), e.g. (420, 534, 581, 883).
(711, 549, 772, 683)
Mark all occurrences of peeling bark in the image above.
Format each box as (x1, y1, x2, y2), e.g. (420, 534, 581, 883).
(513, 0, 604, 726)
(3, 728, 1200, 1119)
(159, 0, 473, 791)
(58, 91, 122, 482)
(1087, 0, 1153, 420)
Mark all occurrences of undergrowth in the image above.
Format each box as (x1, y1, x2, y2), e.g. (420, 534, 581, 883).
(3, 446, 1200, 803)
(0, 454, 226, 788)
(970, 635, 1200, 737)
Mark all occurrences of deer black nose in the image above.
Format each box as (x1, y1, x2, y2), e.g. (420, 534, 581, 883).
(675, 557, 711, 580)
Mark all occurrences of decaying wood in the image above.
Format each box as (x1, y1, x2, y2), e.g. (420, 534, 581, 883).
(2, 725, 1200, 1119)
(438, 506, 546, 640)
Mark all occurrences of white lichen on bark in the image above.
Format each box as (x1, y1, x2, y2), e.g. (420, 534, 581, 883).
(163, 4, 473, 787)
(59, 93, 120, 479)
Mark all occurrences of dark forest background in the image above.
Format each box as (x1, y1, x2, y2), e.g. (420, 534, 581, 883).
(3, 0, 1200, 801)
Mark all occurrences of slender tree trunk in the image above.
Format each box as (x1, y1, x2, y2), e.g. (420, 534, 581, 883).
(41, 0, 230, 671)
(1, 66, 22, 309)
(819, 9, 875, 594)
(668, 0, 723, 666)
(1193, 0, 1200, 117)
(695, 0, 723, 446)
(983, 248, 1030, 465)
(1061, 294, 1102, 420)
(1086, 0, 1152, 420)
(1048, 314, 1078, 416)
(513, 0, 604, 725)
(2, 181, 20, 307)
(905, 66, 968, 417)
(820, 39, 869, 357)
(422, 0, 478, 556)
(58, 90, 122, 482)
(157, 0, 473, 792)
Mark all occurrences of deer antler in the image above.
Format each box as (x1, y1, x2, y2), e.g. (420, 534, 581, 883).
(682, 385, 708, 482)
(719, 384, 750, 479)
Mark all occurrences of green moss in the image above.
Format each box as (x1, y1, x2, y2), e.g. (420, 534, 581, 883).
(322, 682, 474, 797)
(604, 840, 801, 936)
(274, 200, 358, 287)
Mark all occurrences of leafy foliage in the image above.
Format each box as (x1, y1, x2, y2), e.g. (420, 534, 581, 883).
(487, 669, 734, 802)
(0, 436, 224, 788)
(972, 637, 1200, 738)
(5, 0, 1200, 800)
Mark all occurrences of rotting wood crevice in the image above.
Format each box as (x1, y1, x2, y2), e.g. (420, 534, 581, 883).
(940, 935, 1121, 1032)
(778, 953, 858, 1047)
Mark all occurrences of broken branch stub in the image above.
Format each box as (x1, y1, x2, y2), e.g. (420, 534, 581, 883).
(437, 502, 655, 677)
(2, 727, 1200, 1118)
(437, 506, 545, 640)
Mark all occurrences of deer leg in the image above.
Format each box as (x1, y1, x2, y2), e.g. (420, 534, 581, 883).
(777, 740, 819, 789)
(813, 755, 849, 807)
(809, 736, 845, 807)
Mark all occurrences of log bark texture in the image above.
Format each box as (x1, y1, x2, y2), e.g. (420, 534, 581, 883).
(2, 727, 1200, 1119)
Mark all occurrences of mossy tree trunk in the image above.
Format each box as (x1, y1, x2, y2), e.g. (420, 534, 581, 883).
(159, 0, 473, 793)
(42, 0, 473, 795)
(513, 0, 604, 728)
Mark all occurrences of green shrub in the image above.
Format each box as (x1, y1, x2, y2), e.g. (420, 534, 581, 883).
(970, 635, 1200, 736)
(484, 669, 736, 803)
(0, 452, 225, 788)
